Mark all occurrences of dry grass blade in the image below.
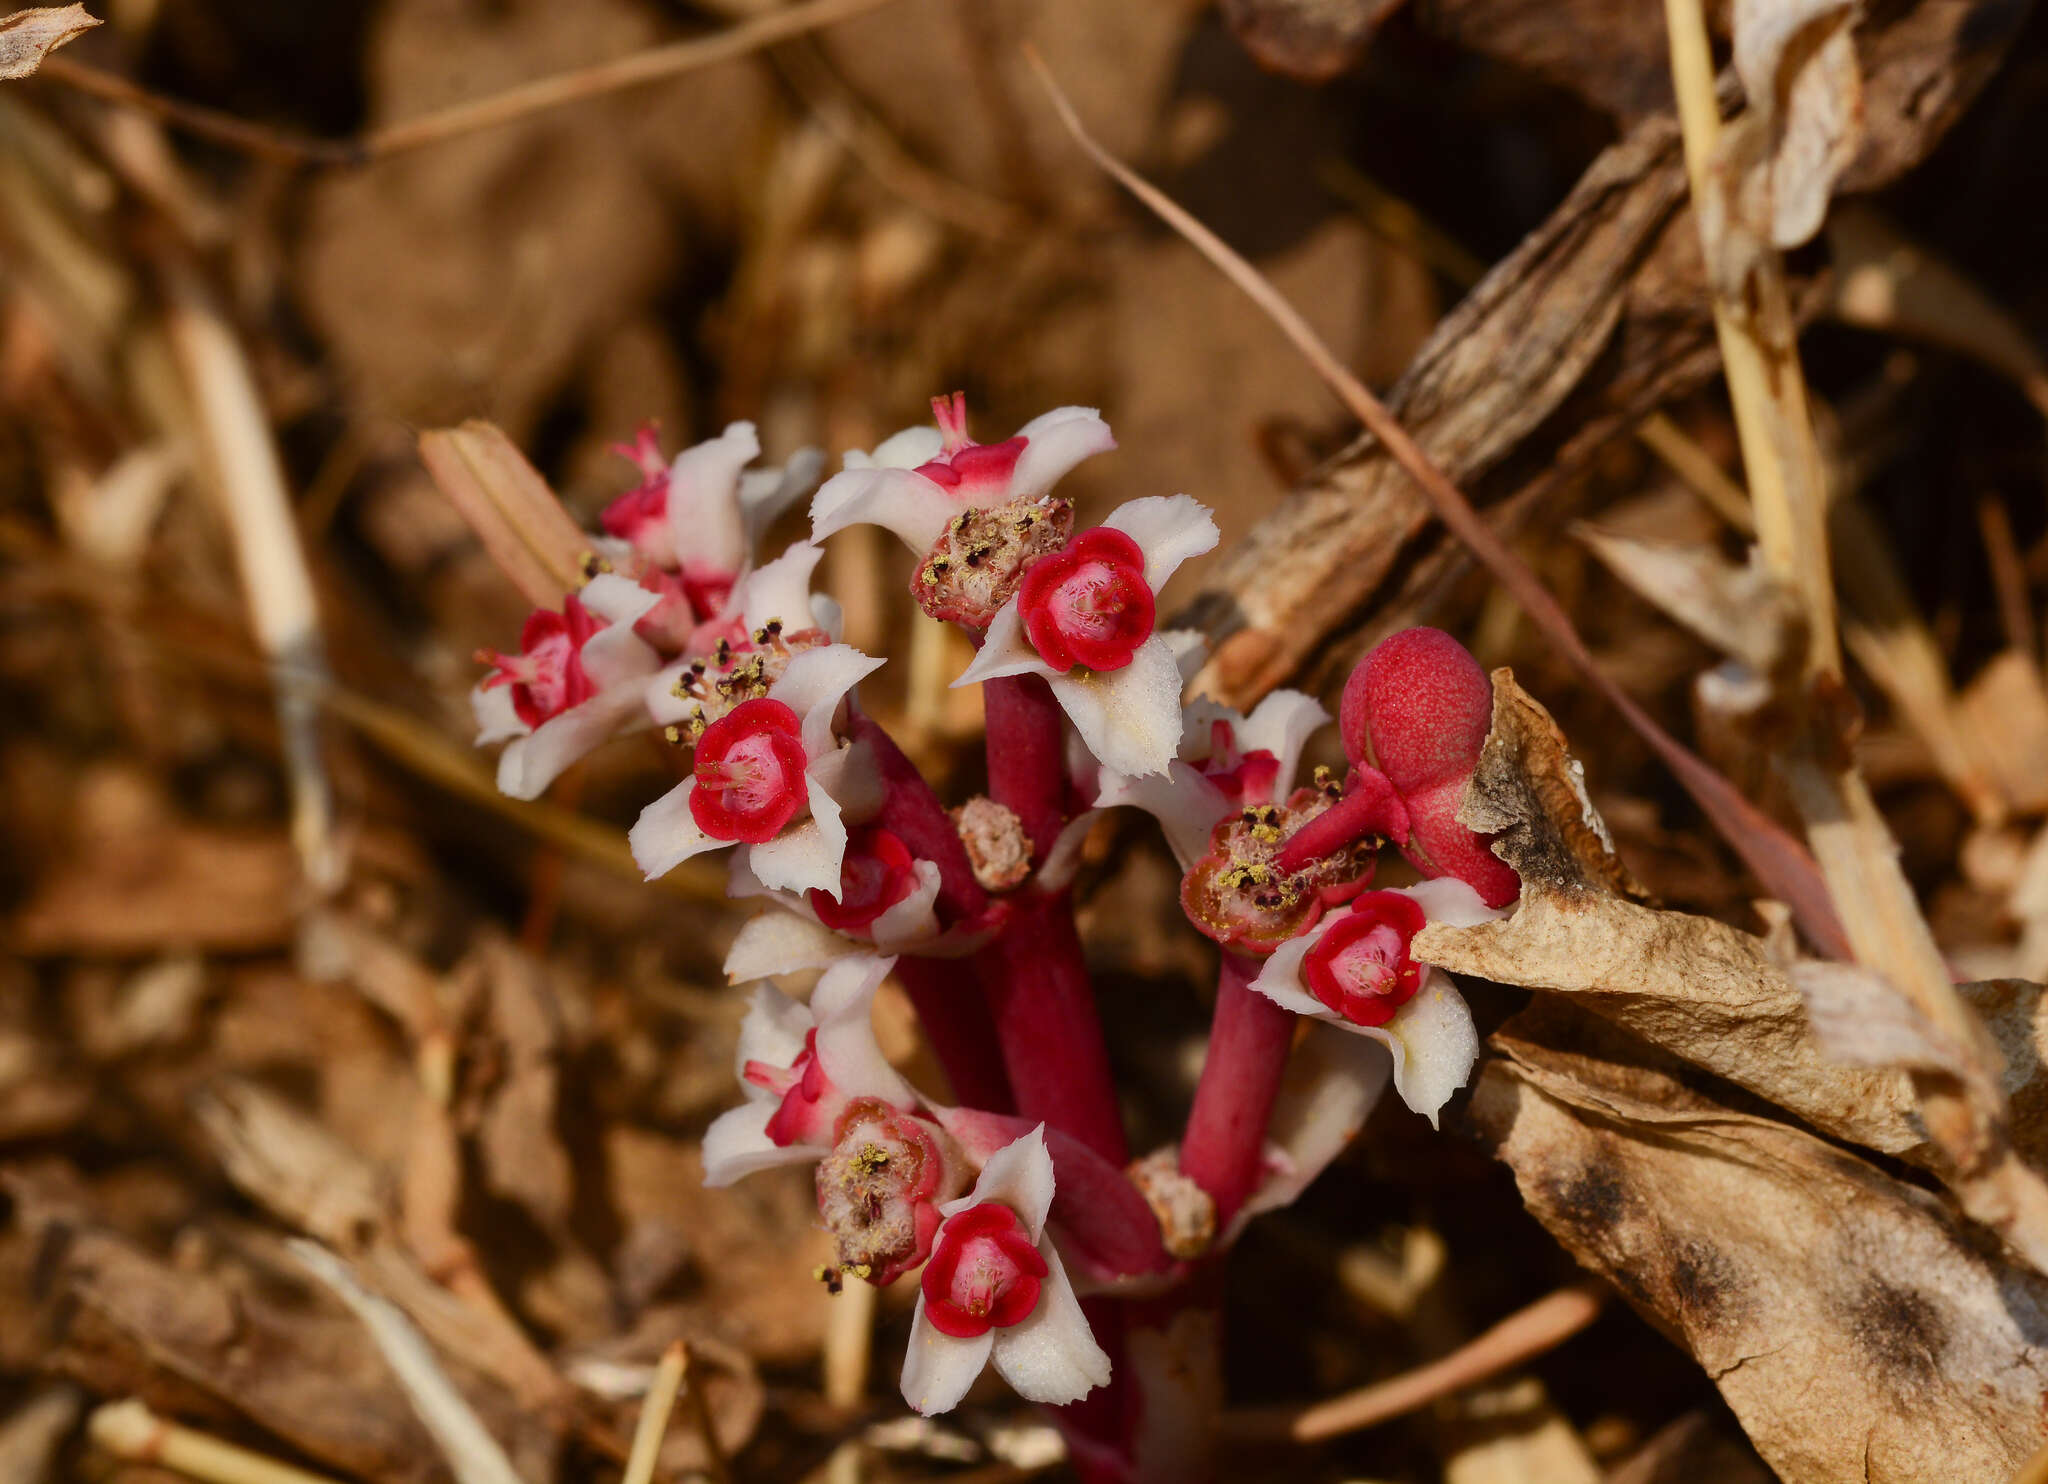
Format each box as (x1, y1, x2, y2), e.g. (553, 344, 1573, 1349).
(36, 0, 898, 168)
(1223, 1282, 1606, 1444)
(620, 1342, 686, 1484)
(416, 422, 590, 610)
(1024, 47, 1850, 960)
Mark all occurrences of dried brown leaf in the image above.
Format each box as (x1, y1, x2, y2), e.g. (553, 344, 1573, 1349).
(0, 5, 98, 81)
(1572, 526, 1804, 686)
(1471, 1007, 2048, 1482)
(193, 1079, 390, 1251)
(1726, 0, 1864, 251)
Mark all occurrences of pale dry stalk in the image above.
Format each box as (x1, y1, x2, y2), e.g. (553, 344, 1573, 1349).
(89, 1399, 341, 1484)
(1660, 0, 2048, 1269)
(620, 1342, 688, 1484)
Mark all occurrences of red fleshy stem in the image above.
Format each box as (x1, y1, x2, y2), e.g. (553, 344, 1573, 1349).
(847, 711, 985, 922)
(1272, 767, 1409, 877)
(892, 955, 1016, 1115)
(985, 893, 1130, 1163)
(1179, 951, 1295, 1230)
(982, 673, 1069, 867)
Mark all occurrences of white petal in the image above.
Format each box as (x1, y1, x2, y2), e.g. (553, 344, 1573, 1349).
(989, 1245, 1111, 1405)
(1248, 926, 1340, 1021)
(1093, 761, 1226, 873)
(645, 661, 693, 726)
(868, 860, 943, 950)
(496, 693, 633, 801)
(628, 781, 728, 879)
(701, 1100, 824, 1187)
(863, 424, 945, 471)
(732, 980, 816, 1074)
(1036, 810, 1101, 893)
(578, 571, 663, 628)
(810, 465, 954, 551)
(738, 447, 823, 555)
(738, 540, 826, 634)
(946, 1125, 1055, 1240)
(1045, 637, 1185, 778)
(579, 619, 661, 694)
(1101, 495, 1219, 592)
(1229, 1022, 1390, 1239)
(811, 738, 885, 824)
(665, 422, 760, 577)
(1396, 877, 1510, 931)
(724, 909, 852, 981)
(744, 776, 847, 896)
(1164, 629, 1209, 685)
(1355, 968, 1479, 1130)
(769, 645, 885, 759)
(471, 683, 527, 746)
(952, 599, 1054, 687)
(810, 952, 921, 1107)
(809, 591, 845, 642)
(1236, 689, 1332, 800)
(1007, 407, 1116, 499)
(901, 1293, 996, 1416)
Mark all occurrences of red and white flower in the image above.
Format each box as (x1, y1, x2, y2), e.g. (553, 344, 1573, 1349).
(1249, 878, 1506, 1126)
(900, 1126, 1111, 1416)
(811, 395, 1115, 554)
(597, 422, 821, 654)
(955, 496, 1218, 777)
(725, 826, 946, 957)
(472, 573, 663, 800)
(628, 642, 885, 896)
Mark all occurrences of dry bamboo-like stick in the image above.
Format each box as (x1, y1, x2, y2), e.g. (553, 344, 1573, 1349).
(158, 253, 342, 894)
(1659, 0, 2048, 1272)
(620, 1342, 688, 1484)
(89, 1399, 342, 1484)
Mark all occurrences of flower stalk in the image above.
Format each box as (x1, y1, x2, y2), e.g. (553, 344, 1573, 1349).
(1179, 950, 1295, 1230)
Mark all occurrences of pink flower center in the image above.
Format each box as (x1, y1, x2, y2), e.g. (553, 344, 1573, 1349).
(817, 1100, 955, 1284)
(1017, 527, 1155, 673)
(478, 595, 601, 728)
(810, 826, 920, 933)
(912, 392, 1028, 499)
(1301, 890, 1428, 1026)
(920, 1202, 1049, 1338)
(744, 1027, 832, 1146)
(1199, 720, 1281, 806)
(689, 697, 809, 843)
(600, 424, 673, 561)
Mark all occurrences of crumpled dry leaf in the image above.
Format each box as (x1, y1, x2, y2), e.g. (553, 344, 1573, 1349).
(465, 940, 574, 1234)
(0, 4, 97, 80)
(1471, 1005, 2048, 1483)
(1724, 0, 1865, 252)
(1218, 0, 1405, 81)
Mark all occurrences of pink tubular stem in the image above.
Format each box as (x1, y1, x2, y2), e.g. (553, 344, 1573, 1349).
(892, 955, 1016, 1114)
(848, 710, 985, 921)
(982, 673, 1068, 866)
(1272, 767, 1409, 877)
(1180, 950, 1295, 1230)
(985, 893, 1129, 1163)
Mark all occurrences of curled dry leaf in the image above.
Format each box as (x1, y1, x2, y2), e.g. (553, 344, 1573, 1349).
(1724, 0, 1865, 253)
(1471, 1006, 2048, 1483)
(0, 4, 98, 81)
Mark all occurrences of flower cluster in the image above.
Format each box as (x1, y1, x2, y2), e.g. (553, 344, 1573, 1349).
(463, 396, 1522, 1442)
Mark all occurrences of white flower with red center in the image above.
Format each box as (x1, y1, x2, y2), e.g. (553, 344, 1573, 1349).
(472, 573, 663, 801)
(725, 824, 946, 956)
(1093, 689, 1332, 870)
(810, 394, 1116, 554)
(901, 1126, 1111, 1416)
(628, 641, 885, 897)
(643, 540, 841, 734)
(597, 421, 822, 653)
(1250, 878, 1507, 1127)
(954, 496, 1219, 778)
(701, 953, 923, 1184)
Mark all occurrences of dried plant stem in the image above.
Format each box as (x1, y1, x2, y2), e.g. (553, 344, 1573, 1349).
(159, 253, 341, 895)
(40, 0, 899, 169)
(823, 1277, 878, 1409)
(1026, 50, 1851, 961)
(1222, 1282, 1606, 1444)
(621, 1342, 687, 1484)
(1661, 0, 2048, 1269)
(89, 1398, 342, 1484)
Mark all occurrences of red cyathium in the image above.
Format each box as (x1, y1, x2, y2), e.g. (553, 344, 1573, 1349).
(1338, 627, 1519, 908)
(689, 696, 809, 843)
(744, 1027, 831, 1147)
(818, 1099, 960, 1284)
(1017, 527, 1156, 673)
(810, 825, 921, 931)
(478, 594, 601, 728)
(1302, 890, 1428, 1027)
(1196, 717, 1281, 808)
(1180, 780, 1378, 955)
(599, 424, 671, 557)
(920, 1201, 1049, 1337)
